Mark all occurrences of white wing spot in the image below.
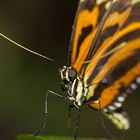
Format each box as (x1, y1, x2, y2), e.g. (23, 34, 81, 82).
(130, 83, 137, 90)
(108, 105, 116, 110)
(113, 102, 122, 108)
(136, 77, 140, 84)
(103, 108, 108, 112)
(118, 96, 125, 102)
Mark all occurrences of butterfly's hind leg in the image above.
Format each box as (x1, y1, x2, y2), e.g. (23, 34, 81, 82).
(34, 90, 68, 136)
(68, 104, 76, 135)
(74, 107, 81, 140)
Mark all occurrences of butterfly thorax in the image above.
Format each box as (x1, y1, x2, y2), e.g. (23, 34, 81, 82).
(59, 66, 88, 107)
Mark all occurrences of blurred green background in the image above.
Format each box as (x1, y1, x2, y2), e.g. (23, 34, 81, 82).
(0, 0, 140, 140)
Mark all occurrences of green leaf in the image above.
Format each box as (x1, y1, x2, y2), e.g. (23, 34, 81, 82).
(16, 134, 108, 140)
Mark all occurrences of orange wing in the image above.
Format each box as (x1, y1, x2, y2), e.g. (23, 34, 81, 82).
(68, 0, 110, 73)
(68, 0, 140, 110)
(86, 0, 140, 110)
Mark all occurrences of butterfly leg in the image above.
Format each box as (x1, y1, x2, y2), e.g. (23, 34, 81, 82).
(34, 90, 68, 136)
(68, 104, 75, 135)
(74, 107, 81, 140)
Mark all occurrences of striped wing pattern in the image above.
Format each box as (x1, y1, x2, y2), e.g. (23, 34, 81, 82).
(68, 0, 140, 129)
(86, 0, 140, 109)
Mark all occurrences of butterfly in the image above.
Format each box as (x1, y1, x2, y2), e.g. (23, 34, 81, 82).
(58, 0, 140, 135)
(1, 0, 140, 139)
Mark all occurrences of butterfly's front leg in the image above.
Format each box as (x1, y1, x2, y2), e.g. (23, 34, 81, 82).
(34, 90, 68, 136)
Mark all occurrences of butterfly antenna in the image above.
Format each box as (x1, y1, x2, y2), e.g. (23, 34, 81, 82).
(0, 33, 54, 61)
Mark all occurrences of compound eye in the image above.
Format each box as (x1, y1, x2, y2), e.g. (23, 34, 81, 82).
(61, 80, 69, 91)
(68, 68, 77, 81)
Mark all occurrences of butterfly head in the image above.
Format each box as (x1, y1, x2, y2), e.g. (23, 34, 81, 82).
(59, 66, 77, 91)
(59, 66, 84, 107)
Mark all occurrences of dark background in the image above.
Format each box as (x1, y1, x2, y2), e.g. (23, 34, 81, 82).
(0, 0, 140, 140)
